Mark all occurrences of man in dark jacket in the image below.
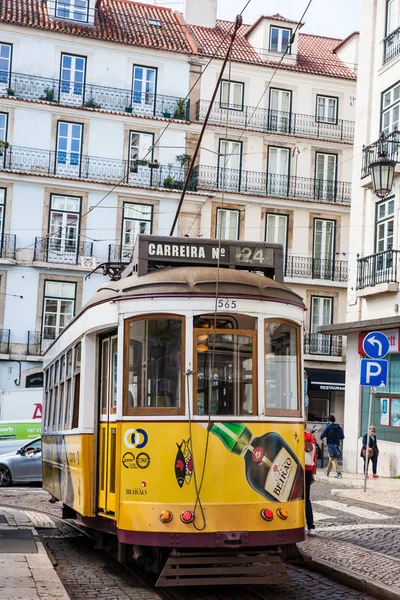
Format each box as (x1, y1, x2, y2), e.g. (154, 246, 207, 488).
(361, 426, 379, 478)
(320, 415, 345, 478)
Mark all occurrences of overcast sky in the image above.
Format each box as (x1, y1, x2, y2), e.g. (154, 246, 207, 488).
(148, 0, 362, 39)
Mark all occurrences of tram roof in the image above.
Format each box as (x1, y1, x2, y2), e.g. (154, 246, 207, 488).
(85, 266, 305, 309)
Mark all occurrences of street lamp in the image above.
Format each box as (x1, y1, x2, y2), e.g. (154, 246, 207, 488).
(370, 135, 396, 199)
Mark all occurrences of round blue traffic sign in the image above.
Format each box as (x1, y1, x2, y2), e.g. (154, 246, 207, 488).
(362, 331, 390, 359)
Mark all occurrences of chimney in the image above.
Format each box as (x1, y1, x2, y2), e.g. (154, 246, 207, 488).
(184, 0, 217, 28)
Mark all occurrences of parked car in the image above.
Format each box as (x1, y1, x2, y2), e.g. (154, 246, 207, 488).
(0, 438, 42, 486)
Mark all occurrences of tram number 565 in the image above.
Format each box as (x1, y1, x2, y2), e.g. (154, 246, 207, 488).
(217, 299, 237, 309)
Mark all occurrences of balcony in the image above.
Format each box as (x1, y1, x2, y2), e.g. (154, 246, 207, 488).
(34, 237, 93, 266)
(285, 256, 348, 282)
(362, 131, 400, 178)
(27, 331, 52, 356)
(3, 72, 190, 120)
(0, 329, 10, 354)
(304, 332, 343, 357)
(384, 27, 400, 64)
(0, 146, 191, 190)
(108, 244, 133, 263)
(0, 234, 16, 260)
(196, 101, 355, 142)
(193, 166, 352, 205)
(357, 249, 400, 290)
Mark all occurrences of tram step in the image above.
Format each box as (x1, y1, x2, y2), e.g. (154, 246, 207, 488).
(156, 550, 289, 587)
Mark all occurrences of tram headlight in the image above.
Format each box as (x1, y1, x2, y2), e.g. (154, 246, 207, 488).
(277, 508, 288, 520)
(159, 510, 173, 523)
(180, 510, 194, 523)
(261, 508, 274, 522)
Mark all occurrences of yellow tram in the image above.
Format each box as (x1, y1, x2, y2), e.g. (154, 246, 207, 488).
(42, 235, 307, 586)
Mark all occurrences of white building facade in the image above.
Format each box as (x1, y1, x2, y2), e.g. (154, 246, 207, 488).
(0, 0, 357, 440)
(322, 0, 400, 475)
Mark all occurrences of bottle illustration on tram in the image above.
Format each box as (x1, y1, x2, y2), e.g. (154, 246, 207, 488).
(210, 422, 304, 502)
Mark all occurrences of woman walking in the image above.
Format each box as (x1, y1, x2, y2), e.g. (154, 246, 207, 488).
(304, 427, 317, 536)
(361, 426, 379, 478)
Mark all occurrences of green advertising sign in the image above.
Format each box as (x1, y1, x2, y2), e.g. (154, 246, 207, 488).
(0, 423, 41, 441)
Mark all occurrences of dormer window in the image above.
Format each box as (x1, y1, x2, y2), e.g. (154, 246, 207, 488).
(55, 0, 89, 23)
(270, 26, 291, 54)
(148, 18, 161, 27)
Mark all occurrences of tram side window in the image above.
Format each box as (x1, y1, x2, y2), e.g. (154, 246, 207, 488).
(265, 320, 300, 414)
(125, 316, 184, 414)
(72, 342, 81, 429)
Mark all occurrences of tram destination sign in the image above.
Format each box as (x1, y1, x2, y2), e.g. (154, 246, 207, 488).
(132, 236, 284, 280)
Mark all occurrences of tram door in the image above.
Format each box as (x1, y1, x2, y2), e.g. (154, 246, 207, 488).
(98, 334, 118, 516)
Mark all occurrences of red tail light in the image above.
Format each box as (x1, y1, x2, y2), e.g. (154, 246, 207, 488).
(180, 510, 194, 523)
(261, 508, 274, 522)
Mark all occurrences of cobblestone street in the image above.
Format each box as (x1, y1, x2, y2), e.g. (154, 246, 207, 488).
(1, 482, 392, 599)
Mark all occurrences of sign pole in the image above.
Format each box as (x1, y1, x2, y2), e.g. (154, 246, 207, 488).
(363, 387, 374, 492)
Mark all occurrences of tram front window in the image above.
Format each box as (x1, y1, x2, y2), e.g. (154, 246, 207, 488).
(265, 320, 299, 413)
(125, 316, 184, 413)
(195, 331, 256, 416)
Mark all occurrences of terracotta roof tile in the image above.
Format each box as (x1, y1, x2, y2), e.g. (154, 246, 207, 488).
(0, 0, 192, 53)
(189, 20, 357, 80)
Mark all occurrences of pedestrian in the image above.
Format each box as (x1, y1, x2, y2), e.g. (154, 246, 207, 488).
(320, 415, 345, 479)
(361, 425, 379, 478)
(304, 426, 317, 536)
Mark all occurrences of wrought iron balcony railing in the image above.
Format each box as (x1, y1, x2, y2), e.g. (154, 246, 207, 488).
(193, 166, 352, 205)
(0, 329, 10, 354)
(3, 72, 190, 120)
(0, 234, 16, 259)
(285, 256, 348, 282)
(27, 331, 53, 356)
(304, 332, 343, 357)
(34, 237, 93, 265)
(196, 101, 355, 142)
(0, 145, 193, 190)
(357, 249, 400, 290)
(384, 26, 400, 64)
(108, 244, 134, 263)
(361, 131, 400, 178)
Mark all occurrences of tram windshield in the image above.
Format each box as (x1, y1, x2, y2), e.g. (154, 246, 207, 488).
(194, 314, 257, 416)
(265, 321, 299, 413)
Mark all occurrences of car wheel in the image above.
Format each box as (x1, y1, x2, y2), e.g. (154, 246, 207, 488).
(0, 465, 12, 487)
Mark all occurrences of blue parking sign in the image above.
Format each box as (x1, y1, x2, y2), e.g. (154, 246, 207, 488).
(360, 359, 388, 387)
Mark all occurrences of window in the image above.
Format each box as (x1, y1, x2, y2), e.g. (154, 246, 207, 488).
(56, 122, 83, 172)
(121, 202, 153, 260)
(195, 314, 257, 416)
(148, 18, 161, 27)
(125, 316, 184, 415)
(128, 131, 154, 185)
(218, 139, 242, 191)
(265, 213, 288, 253)
(380, 397, 400, 426)
(316, 95, 338, 124)
(315, 153, 337, 200)
(26, 372, 44, 388)
(42, 281, 76, 342)
(48, 195, 81, 263)
(374, 197, 395, 273)
(269, 89, 292, 133)
(220, 81, 244, 111)
(387, 0, 400, 34)
(60, 54, 86, 102)
(310, 296, 333, 355)
(100, 334, 118, 415)
(0, 189, 6, 249)
(267, 147, 290, 196)
(132, 66, 157, 111)
(0, 112, 8, 143)
(313, 218, 336, 279)
(216, 208, 240, 241)
(270, 26, 291, 53)
(44, 341, 81, 432)
(382, 83, 400, 135)
(0, 43, 12, 86)
(55, 0, 89, 22)
(265, 320, 299, 413)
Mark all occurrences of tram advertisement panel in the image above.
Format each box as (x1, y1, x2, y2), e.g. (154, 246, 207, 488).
(120, 421, 304, 505)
